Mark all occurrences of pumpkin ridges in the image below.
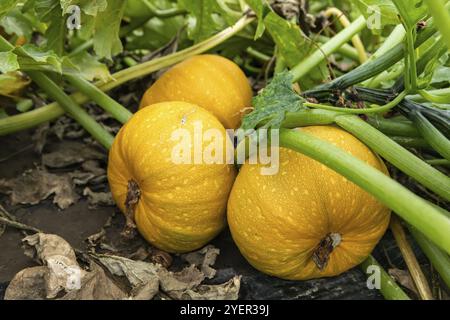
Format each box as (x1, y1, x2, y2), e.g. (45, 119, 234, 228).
(140, 54, 253, 129)
(108, 101, 236, 253)
(227, 125, 391, 280)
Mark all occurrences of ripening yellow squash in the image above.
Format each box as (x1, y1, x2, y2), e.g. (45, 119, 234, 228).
(227, 126, 391, 280)
(108, 101, 236, 253)
(140, 54, 253, 129)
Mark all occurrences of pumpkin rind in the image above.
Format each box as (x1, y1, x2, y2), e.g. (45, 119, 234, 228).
(139, 54, 253, 129)
(227, 126, 391, 280)
(108, 101, 236, 253)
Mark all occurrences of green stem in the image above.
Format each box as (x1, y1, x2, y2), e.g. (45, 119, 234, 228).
(426, 159, 450, 166)
(409, 226, 450, 289)
(290, 15, 367, 82)
(313, 17, 438, 91)
(304, 91, 407, 114)
(418, 89, 450, 104)
(280, 109, 341, 128)
(315, 35, 360, 61)
(389, 136, 430, 149)
(414, 112, 450, 161)
(27, 71, 114, 149)
(361, 256, 411, 300)
(424, 0, 450, 49)
(409, 88, 450, 103)
(96, 15, 254, 92)
(246, 47, 271, 62)
(280, 128, 450, 254)
(404, 28, 418, 92)
(65, 75, 133, 124)
(366, 116, 420, 137)
(334, 115, 450, 201)
(0, 16, 254, 136)
(142, 0, 187, 18)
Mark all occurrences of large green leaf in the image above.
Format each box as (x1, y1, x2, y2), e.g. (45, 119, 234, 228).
(178, 0, 236, 42)
(92, 0, 126, 60)
(392, 0, 427, 28)
(0, 8, 35, 41)
(241, 71, 304, 130)
(353, 0, 399, 32)
(264, 12, 329, 90)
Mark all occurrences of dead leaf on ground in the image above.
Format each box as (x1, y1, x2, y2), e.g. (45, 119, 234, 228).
(182, 245, 220, 279)
(42, 141, 105, 168)
(5, 233, 127, 300)
(83, 187, 114, 207)
(388, 268, 419, 295)
(170, 276, 241, 300)
(6, 234, 241, 300)
(94, 253, 240, 300)
(0, 167, 78, 209)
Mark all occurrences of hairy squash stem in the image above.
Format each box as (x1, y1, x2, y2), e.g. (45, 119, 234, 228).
(315, 35, 360, 61)
(366, 116, 420, 137)
(65, 75, 133, 124)
(0, 15, 254, 135)
(334, 115, 450, 201)
(409, 226, 450, 289)
(27, 72, 114, 149)
(323, 7, 368, 63)
(360, 256, 411, 300)
(413, 112, 450, 161)
(279, 128, 450, 255)
(290, 15, 367, 82)
(418, 89, 450, 104)
(390, 216, 433, 300)
(389, 136, 430, 149)
(426, 159, 450, 166)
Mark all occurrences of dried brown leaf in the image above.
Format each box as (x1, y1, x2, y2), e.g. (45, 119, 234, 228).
(0, 167, 78, 209)
(42, 141, 105, 168)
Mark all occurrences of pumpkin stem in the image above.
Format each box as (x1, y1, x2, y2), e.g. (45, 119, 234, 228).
(312, 233, 341, 271)
(122, 179, 141, 239)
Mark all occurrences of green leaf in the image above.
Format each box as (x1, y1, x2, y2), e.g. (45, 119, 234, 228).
(0, 8, 35, 41)
(245, 0, 267, 39)
(264, 12, 328, 90)
(125, 15, 186, 51)
(178, 0, 234, 42)
(64, 51, 111, 81)
(0, 51, 20, 73)
(28, 0, 66, 55)
(353, 0, 399, 32)
(60, 0, 108, 16)
(392, 0, 427, 28)
(19, 44, 63, 73)
(241, 71, 304, 130)
(93, 0, 126, 60)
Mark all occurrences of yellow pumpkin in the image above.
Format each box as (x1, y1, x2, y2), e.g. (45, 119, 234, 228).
(140, 54, 253, 129)
(227, 126, 391, 280)
(108, 101, 236, 253)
